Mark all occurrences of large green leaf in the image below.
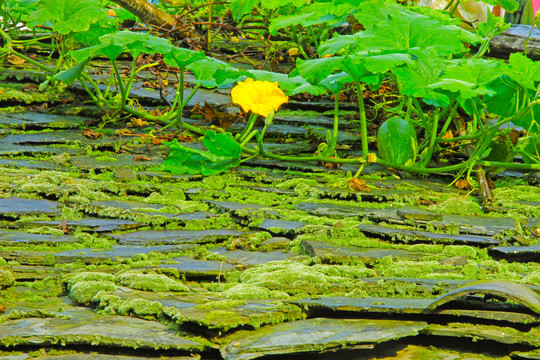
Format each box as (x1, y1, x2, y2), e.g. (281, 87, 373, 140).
(484, 76, 540, 131)
(477, 0, 518, 12)
(268, 1, 356, 35)
(355, 12, 471, 56)
(71, 31, 171, 62)
(163, 47, 207, 70)
(484, 76, 521, 118)
(347, 52, 411, 77)
(269, 11, 325, 35)
(429, 58, 501, 99)
(187, 58, 230, 88)
(295, 57, 344, 84)
(319, 72, 353, 94)
(320, 1, 475, 57)
(212, 67, 309, 92)
(27, 0, 107, 34)
(100, 31, 171, 57)
(161, 132, 241, 176)
(503, 52, 540, 91)
(318, 32, 365, 56)
(69, 41, 124, 62)
(392, 49, 449, 107)
(71, 18, 119, 46)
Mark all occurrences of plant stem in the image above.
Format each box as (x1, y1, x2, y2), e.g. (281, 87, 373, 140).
(325, 93, 340, 155)
(420, 109, 440, 167)
(411, 97, 427, 129)
(237, 113, 258, 142)
(404, 96, 413, 122)
(439, 101, 458, 136)
(354, 78, 369, 158)
(111, 59, 126, 111)
(207, 0, 213, 51)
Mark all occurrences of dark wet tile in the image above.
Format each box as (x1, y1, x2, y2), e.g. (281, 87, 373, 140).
(31, 218, 142, 233)
(358, 224, 501, 246)
(0, 197, 61, 218)
(0, 297, 209, 351)
(222, 317, 428, 360)
(489, 245, 540, 262)
(209, 247, 296, 266)
(111, 229, 242, 246)
(0, 230, 77, 245)
(53, 244, 196, 264)
(302, 239, 425, 264)
(158, 256, 236, 279)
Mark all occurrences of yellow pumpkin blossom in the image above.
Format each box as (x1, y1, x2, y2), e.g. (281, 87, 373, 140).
(231, 78, 288, 117)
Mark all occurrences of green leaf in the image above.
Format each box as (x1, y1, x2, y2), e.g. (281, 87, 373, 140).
(355, 12, 471, 56)
(163, 47, 207, 70)
(203, 131, 242, 159)
(113, 8, 137, 21)
(27, 0, 107, 35)
(522, 136, 540, 164)
(287, 82, 328, 96)
(346, 52, 411, 77)
(71, 31, 168, 62)
(268, 2, 350, 35)
(69, 41, 124, 62)
(484, 75, 521, 118)
(478, 10, 510, 39)
(99, 30, 171, 57)
(230, 0, 259, 21)
(320, 1, 476, 57)
(71, 18, 119, 46)
(52, 59, 89, 84)
(429, 58, 501, 99)
(269, 12, 321, 35)
(261, 0, 309, 9)
(248, 70, 307, 91)
(318, 32, 363, 56)
(161, 132, 241, 176)
(392, 49, 449, 107)
(319, 72, 352, 94)
(296, 56, 344, 84)
(503, 52, 540, 91)
(212, 67, 309, 92)
(187, 58, 230, 88)
(478, 0, 518, 13)
(7, 0, 39, 22)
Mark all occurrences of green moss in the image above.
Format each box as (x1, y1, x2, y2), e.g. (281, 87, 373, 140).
(222, 284, 289, 300)
(430, 196, 482, 216)
(522, 271, 540, 286)
(441, 245, 477, 259)
(196, 299, 247, 310)
(66, 271, 116, 285)
(225, 261, 376, 297)
(0, 309, 70, 324)
(26, 226, 65, 236)
(116, 298, 164, 319)
(69, 280, 117, 304)
(95, 155, 118, 162)
(118, 271, 189, 292)
(0, 269, 15, 289)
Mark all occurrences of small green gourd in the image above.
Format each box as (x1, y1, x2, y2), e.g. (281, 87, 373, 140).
(377, 117, 417, 166)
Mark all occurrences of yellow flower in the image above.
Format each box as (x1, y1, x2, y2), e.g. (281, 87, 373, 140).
(231, 78, 288, 117)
